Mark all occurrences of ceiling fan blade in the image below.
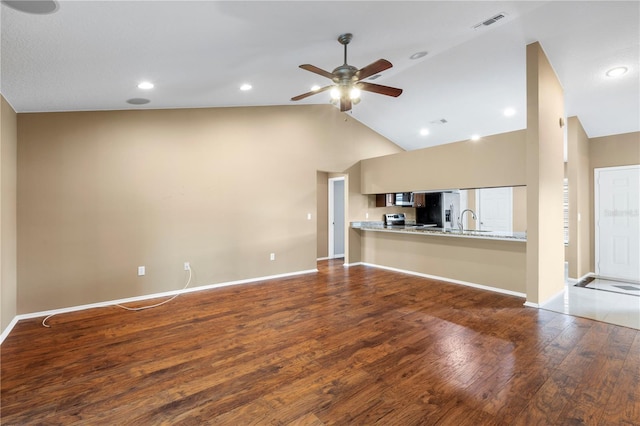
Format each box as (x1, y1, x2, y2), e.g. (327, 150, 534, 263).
(340, 97, 352, 112)
(356, 59, 393, 81)
(291, 85, 333, 101)
(299, 64, 335, 80)
(358, 82, 403, 97)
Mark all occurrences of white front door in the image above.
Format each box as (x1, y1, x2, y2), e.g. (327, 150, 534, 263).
(477, 187, 513, 232)
(595, 165, 640, 282)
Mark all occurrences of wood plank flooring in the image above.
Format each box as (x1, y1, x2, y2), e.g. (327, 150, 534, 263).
(2, 259, 639, 425)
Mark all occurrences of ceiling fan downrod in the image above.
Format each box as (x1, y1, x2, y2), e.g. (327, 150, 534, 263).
(338, 33, 353, 65)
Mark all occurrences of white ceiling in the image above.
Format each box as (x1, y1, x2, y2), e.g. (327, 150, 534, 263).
(1, 1, 638, 151)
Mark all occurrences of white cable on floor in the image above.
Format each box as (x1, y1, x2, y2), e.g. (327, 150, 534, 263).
(42, 266, 193, 328)
(116, 266, 192, 311)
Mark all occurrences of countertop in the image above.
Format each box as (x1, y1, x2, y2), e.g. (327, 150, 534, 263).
(351, 221, 526, 242)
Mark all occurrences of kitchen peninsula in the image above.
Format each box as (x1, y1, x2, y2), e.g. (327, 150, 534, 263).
(351, 221, 527, 297)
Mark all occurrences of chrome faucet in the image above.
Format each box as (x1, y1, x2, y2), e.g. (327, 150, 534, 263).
(458, 209, 477, 231)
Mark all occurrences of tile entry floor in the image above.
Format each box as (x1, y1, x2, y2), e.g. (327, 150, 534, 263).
(542, 277, 640, 330)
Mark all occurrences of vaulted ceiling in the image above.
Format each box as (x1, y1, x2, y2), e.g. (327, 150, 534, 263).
(2, 1, 638, 151)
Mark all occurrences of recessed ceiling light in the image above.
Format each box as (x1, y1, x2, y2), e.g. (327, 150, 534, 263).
(503, 107, 516, 117)
(311, 85, 321, 91)
(471, 134, 480, 141)
(410, 51, 428, 60)
(240, 83, 252, 91)
(419, 128, 430, 136)
(137, 81, 154, 90)
(605, 66, 628, 78)
(2, 0, 58, 14)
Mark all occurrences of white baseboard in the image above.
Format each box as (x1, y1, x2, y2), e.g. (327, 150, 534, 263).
(359, 262, 527, 299)
(316, 257, 330, 261)
(0, 268, 318, 345)
(527, 285, 570, 309)
(0, 316, 20, 346)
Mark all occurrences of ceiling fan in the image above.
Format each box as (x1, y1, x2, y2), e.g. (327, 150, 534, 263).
(291, 33, 403, 112)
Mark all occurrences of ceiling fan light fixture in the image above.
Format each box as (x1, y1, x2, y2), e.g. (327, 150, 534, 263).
(240, 83, 252, 91)
(137, 81, 154, 90)
(291, 32, 402, 111)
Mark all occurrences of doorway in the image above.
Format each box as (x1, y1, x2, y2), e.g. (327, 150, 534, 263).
(595, 165, 640, 283)
(328, 177, 345, 259)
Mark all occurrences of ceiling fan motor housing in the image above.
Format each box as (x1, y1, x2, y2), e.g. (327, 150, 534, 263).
(332, 65, 359, 85)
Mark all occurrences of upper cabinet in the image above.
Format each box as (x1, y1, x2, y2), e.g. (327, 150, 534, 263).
(375, 193, 396, 207)
(413, 192, 426, 208)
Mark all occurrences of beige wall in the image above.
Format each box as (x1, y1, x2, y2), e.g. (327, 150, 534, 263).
(566, 117, 591, 279)
(361, 129, 527, 194)
(589, 131, 640, 272)
(525, 42, 565, 305)
(360, 231, 526, 294)
(513, 186, 527, 233)
(1, 95, 18, 333)
(17, 105, 402, 313)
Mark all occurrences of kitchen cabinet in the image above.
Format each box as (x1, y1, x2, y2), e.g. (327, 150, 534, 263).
(413, 192, 426, 208)
(375, 193, 396, 207)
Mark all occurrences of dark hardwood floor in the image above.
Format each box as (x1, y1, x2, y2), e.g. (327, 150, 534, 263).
(2, 260, 639, 425)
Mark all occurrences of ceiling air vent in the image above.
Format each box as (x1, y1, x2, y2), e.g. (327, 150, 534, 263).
(473, 13, 507, 30)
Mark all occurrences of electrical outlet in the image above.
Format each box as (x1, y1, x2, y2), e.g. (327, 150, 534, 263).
(138, 266, 145, 276)
(270, 253, 275, 261)
(307, 213, 312, 220)
(366, 212, 369, 219)
(184, 262, 190, 271)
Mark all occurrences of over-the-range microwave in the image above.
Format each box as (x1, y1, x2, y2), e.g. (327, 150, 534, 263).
(395, 192, 413, 206)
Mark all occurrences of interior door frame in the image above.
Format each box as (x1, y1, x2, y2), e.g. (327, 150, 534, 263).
(328, 176, 346, 259)
(594, 164, 640, 281)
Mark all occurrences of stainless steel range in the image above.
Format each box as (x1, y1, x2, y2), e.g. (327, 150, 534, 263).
(385, 213, 406, 226)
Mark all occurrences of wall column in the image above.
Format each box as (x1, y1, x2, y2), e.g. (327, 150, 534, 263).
(1, 96, 18, 335)
(525, 42, 566, 305)
(567, 116, 591, 279)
